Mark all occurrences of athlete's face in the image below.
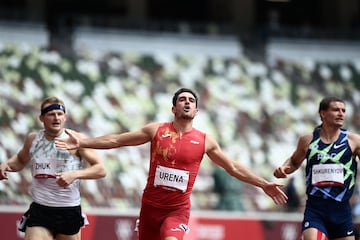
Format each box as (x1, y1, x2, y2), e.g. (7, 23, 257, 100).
(172, 92, 198, 119)
(321, 101, 345, 127)
(39, 104, 67, 136)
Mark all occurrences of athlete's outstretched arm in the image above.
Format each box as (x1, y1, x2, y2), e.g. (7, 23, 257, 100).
(205, 134, 288, 205)
(55, 123, 159, 150)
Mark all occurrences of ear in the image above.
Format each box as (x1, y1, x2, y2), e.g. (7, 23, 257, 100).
(171, 106, 176, 114)
(319, 110, 325, 119)
(39, 115, 44, 123)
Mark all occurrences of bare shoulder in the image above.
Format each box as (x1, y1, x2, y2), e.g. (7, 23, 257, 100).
(144, 122, 162, 129)
(19, 132, 37, 154)
(347, 132, 360, 153)
(204, 134, 219, 152)
(27, 132, 37, 139)
(348, 131, 360, 141)
(298, 133, 313, 144)
(142, 122, 162, 135)
(24, 132, 37, 145)
(295, 133, 313, 153)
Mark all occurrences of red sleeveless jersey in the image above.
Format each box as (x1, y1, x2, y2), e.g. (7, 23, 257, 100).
(142, 122, 206, 209)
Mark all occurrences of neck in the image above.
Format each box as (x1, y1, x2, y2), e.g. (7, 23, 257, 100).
(320, 126, 340, 144)
(172, 120, 193, 134)
(44, 129, 63, 140)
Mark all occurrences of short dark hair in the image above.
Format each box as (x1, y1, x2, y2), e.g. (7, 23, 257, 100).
(172, 88, 198, 107)
(318, 96, 344, 113)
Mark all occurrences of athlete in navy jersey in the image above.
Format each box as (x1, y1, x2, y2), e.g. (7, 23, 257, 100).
(306, 127, 357, 202)
(274, 96, 360, 240)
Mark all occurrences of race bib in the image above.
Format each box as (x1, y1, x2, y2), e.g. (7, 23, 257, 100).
(154, 165, 189, 192)
(312, 164, 344, 186)
(32, 158, 57, 179)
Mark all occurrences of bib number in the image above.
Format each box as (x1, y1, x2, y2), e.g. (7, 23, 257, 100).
(32, 158, 57, 179)
(154, 165, 189, 192)
(312, 164, 344, 186)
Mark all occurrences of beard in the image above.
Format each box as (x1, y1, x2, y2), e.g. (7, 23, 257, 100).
(176, 111, 195, 120)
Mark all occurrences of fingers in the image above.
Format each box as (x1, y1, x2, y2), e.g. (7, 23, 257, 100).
(55, 174, 68, 188)
(0, 173, 8, 180)
(64, 129, 72, 136)
(283, 166, 292, 175)
(272, 189, 288, 205)
(54, 140, 67, 150)
(0, 165, 10, 180)
(54, 138, 74, 150)
(273, 166, 288, 178)
(272, 194, 288, 205)
(54, 130, 78, 150)
(265, 183, 288, 205)
(273, 183, 285, 188)
(56, 181, 68, 188)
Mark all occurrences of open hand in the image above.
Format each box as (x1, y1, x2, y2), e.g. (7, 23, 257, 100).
(55, 129, 80, 150)
(263, 182, 288, 205)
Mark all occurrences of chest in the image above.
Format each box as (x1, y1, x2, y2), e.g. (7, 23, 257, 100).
(152, 130, 205, 166)
(307, 139, 351, 164)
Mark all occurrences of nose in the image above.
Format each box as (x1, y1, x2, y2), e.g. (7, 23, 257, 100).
(338, 112, 345, 119)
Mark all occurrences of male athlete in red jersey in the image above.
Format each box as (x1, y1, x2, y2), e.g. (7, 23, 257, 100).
(55, 88, 288, 240)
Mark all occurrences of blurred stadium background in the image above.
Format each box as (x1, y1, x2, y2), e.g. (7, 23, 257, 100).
(0, 0, 360, 239)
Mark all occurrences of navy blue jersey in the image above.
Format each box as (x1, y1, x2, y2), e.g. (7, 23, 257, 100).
(305, 128, 357, 202)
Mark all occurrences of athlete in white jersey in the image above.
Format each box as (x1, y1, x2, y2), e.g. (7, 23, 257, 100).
(0, 97, 106, 240)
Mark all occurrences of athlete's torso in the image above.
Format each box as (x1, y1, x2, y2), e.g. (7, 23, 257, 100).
(305, 128, 357, 202)
(142, 122, 206, 208)
(29, 129, 82, 207)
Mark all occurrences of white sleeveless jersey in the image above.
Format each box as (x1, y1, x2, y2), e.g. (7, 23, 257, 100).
(29, 129, 82, 207)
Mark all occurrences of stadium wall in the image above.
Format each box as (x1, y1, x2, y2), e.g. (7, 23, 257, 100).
(0, 207, 304, 240)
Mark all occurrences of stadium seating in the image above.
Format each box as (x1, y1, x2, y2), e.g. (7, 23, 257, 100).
(1, 29, 360, 212)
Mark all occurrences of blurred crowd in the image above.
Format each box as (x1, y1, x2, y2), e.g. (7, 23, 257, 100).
(1, 41, 360, 212)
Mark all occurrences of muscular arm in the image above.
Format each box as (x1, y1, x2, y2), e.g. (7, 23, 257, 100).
(55, 147, 107, 187)
(205, 135, 288, 204)
(57, 123, 160, 150)
(0, 132, 34, 179)
(205, 135, 268, 188)
(55, 131, 107, 187)
(273, 134, 312, 178)
(74, 148, 106, 179)
(63, 131, 106, 180)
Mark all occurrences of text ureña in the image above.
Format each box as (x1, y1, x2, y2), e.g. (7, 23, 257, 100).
(159, 172, 184, 183)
